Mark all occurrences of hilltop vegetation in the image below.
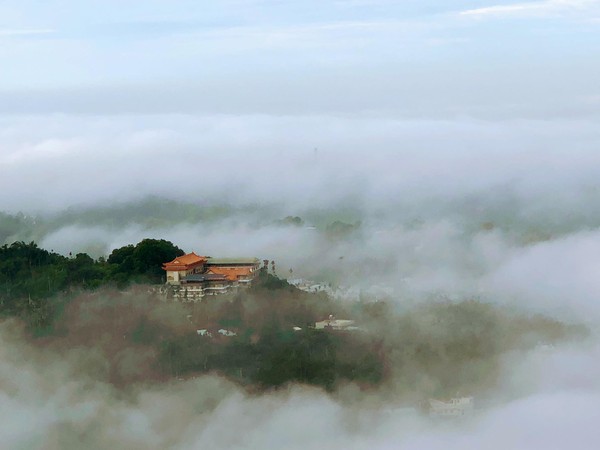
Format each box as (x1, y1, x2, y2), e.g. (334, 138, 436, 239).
(28, 282, 584, 398)
(0, 239, 587, 397)
(0, 239, 183, 331)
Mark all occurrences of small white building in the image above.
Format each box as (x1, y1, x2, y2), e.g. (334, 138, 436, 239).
(428, 397, 474, 418)
(315, 315, 357, 331)
(217, 329, 237, 337)
(288, 278, 337, 296)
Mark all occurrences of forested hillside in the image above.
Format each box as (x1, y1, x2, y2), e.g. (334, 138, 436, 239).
(0, 239, 586, 397)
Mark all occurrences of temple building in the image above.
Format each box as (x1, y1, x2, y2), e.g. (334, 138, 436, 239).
(162, 252, 261, 302)
(205, 258, 261, 286)
(162, 252, 207, 284)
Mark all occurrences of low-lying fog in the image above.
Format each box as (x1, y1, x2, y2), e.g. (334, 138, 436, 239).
(2, 0, 600, 445)
(1, 112, 599, 448)
(1, 319, 599, 449)
(3, 113, 599, 320)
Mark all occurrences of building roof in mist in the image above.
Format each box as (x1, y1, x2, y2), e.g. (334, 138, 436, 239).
(315, 319, 356, 330)
(162, 252, 207, 271)
(206, 266, 255, 281)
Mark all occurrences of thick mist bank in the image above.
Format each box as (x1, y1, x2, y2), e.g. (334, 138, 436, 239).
(2, 0, 599, 445)
(1, 107, 599, 450)
(0, 296, 597, 449)
(1, 114, 599, 214)
(2, 283, 590, 390)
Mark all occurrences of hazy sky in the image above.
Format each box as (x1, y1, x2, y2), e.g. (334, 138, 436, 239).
(0, 1, 599, 211)
(0, 0, 599, 117)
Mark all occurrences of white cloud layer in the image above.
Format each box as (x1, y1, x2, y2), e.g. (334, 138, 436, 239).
(1, 2, 599, 447)
(460, 0, 600, 18)
(1, 114, 599, 213)
(0, 28, 55, 36)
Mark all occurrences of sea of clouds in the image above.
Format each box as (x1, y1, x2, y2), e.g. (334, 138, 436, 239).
(1, 111, 600, 448)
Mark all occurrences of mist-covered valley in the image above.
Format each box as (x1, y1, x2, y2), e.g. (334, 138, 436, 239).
(2, 0, 600, 446)
(2, 130, 600, 447)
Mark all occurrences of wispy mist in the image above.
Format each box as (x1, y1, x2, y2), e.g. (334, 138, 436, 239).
(2, 0, 600, 447)
(0, 315, 598, 449)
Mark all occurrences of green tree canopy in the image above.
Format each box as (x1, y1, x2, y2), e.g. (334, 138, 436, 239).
(133, 238, 184, 278)
(107, 244, 134, 265)
(108, 239, 184, 282)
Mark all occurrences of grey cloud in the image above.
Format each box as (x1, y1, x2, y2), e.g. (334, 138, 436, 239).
(485, 230, 600, 322)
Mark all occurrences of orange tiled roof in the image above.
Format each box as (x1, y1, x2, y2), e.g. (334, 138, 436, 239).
(206, 266, 254, 281)
(162, 252, 207, 270)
